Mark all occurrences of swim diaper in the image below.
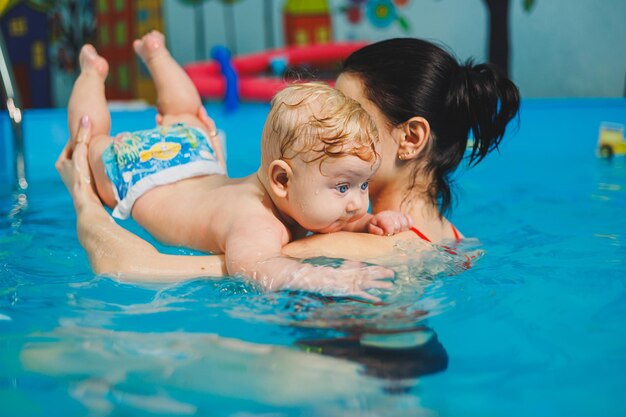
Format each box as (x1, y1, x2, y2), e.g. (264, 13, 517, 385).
(102, 123, 225, 219)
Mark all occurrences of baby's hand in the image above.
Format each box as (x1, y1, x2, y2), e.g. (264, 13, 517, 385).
(367, 211, 413, 236)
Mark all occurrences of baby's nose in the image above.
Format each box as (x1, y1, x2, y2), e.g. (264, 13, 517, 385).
(346, 197, 364, 214)
(346, 208, 358, 218)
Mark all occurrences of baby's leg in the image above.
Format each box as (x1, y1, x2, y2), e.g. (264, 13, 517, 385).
(67, 45, 117, 208)
(134, 31, 225, 168)
(133, 31, 203, 121)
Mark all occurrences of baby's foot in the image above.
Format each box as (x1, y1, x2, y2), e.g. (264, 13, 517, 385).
(78, 44, 108, 79)
(133, 30, 169, 65)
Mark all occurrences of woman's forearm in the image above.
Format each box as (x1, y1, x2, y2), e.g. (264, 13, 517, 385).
(76, 203, 227, 281)
(282, 231, 422, 261)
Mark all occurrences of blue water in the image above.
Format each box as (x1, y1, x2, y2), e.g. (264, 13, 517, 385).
(1, 99, 625, 416)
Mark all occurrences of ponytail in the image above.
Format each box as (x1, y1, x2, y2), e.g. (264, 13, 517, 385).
(446, 61, 520, 167)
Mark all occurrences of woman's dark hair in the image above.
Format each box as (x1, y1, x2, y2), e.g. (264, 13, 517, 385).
(341, 38, 520, 214)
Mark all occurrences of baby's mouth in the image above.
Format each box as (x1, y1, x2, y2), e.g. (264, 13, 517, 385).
(318, 222, 344, 234)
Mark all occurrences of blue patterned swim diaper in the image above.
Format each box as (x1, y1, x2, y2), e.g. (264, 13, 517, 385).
(102, 123, 225, 219)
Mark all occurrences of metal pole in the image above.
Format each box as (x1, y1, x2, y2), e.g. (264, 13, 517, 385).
(223, 1, 237, 56)
(263, 0, 275, 50)
(0, 29, 27, 191)
(195, 3, 207, 60)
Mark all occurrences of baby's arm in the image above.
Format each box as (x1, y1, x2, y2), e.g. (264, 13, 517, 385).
(341, 211, 413, 236)
(224, 216, 393, 300)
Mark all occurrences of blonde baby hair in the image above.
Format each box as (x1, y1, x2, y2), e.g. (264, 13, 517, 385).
(261, 82, 378, 169)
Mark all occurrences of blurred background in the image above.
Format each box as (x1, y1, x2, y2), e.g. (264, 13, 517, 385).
(0, 0, 624, 111)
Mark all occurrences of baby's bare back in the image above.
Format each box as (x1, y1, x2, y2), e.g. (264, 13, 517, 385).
(130, 173, 272, 253)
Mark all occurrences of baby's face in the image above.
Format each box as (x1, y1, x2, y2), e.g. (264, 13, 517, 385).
(285, 154, 379, 233)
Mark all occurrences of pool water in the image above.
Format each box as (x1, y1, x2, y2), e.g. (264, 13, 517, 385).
(1, 99, 625, 416)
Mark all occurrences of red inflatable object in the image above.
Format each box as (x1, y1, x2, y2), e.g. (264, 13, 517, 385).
(184, 42, 368, 102)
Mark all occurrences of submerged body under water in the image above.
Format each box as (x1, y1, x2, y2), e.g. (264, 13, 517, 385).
(1, 99, 625, 416)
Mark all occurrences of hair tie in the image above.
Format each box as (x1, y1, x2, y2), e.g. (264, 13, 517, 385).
(459, 61, 475, 83)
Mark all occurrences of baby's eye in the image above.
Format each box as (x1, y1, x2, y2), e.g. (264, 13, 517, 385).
(360, 181, 369, 191)
(336, 184, 349, 194)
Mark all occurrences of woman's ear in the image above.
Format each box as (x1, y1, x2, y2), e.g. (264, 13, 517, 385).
(268, 160, 292, 198)
(398, 117, 430, 161)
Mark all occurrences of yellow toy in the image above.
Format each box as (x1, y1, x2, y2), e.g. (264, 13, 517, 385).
(598, 122, 626, 158)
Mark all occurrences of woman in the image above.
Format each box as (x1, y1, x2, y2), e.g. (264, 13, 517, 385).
(57, 38, 519, 281)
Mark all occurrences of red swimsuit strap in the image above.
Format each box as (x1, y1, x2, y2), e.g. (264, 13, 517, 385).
(410, 224, 460, 243)
(409, 227, 432, 242)
(450, 224, 461, 242)
(410, 224, 473, 268)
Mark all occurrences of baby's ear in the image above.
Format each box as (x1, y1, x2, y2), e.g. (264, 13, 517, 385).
(268, 160, 292, 198)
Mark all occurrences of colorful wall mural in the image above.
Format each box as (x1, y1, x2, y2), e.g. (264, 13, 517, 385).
(283, 0, 332, 46)
(0, 0, 163, 108)
(0, 0, 624, 105)
(93, 0, 164, 103)
(0, 0, 53, 108)
(341, 0, 411, 32)
(0, 0, 417, 108)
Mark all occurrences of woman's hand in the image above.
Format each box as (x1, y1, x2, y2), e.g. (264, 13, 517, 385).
(197, 106, 226, 171)
(156, 106, 226, 170)
(55, 116, 100, 212)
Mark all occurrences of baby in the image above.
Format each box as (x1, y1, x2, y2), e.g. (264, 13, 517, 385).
(68, 31, 412, 297)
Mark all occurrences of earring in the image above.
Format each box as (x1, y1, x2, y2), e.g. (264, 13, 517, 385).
(399, 151, 416, 160)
